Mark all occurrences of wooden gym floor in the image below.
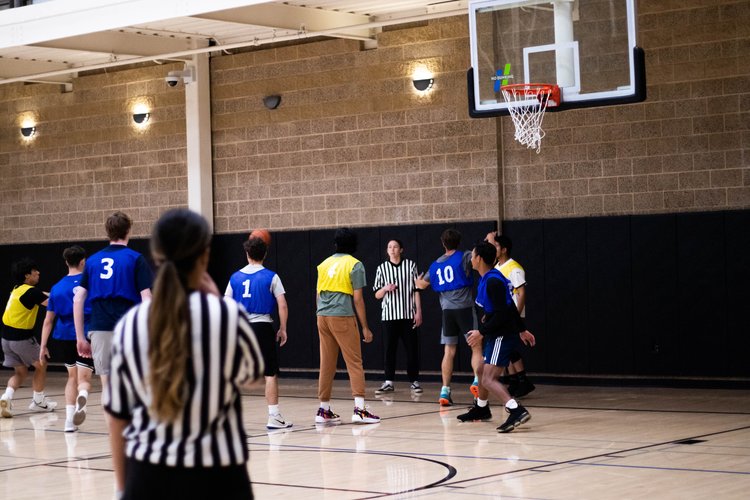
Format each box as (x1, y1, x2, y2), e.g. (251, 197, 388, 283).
(0, 371, 748, 499)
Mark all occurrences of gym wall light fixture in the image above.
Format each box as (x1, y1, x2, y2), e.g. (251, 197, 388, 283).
(20, 115, 37, 139)
(412, 66, 434, 92)
(263, 95, 281, 110)
(132, 112, 150, 125)
(131, 101, 152, 129)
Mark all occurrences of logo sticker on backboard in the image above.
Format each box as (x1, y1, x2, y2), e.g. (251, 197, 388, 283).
(491, 63, 513, 92)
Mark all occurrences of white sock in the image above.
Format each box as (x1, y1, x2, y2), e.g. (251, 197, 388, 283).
(320, 402, 330, 411)
(354, 397, 365, 409)
(268, 404, 280, 416)
(4, 387, 14, 399)
(77, 389, 89, 401)
(32, 391, 44, 403)
(477, 398, 488, 408)
(66, 405, 75, 420)
(441, 386, 451, 394)
(505, 399, 519, 410)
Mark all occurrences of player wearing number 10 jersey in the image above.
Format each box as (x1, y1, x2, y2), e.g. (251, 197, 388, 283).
(74, 211, 153, 392)
(415, 228, 481, 407)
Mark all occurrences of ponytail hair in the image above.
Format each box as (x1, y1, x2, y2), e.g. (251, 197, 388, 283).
(148, 209, 211, 422)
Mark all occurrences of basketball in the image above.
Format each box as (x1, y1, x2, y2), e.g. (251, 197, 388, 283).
(249, 228, 272, 246)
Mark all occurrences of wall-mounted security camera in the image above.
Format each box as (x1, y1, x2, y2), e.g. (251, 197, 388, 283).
(165, 71, 182, 87)
(164, 66, 196, 87)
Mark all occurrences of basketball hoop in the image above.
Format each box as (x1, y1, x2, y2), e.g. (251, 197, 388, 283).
(501, 83, 560, 153)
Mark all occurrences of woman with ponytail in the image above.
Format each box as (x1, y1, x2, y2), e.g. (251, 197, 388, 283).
(104, 209, 264, 499)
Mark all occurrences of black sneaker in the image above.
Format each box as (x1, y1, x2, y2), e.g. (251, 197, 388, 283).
(513, 379, 535, 399)
(375, 382, 394, 395)
(497, 405, 531, 433)
(457, 403, 492, 422)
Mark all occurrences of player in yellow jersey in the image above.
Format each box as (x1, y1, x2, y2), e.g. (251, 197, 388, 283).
(1, 258, 57, 417)
(315, 228, 380, 425)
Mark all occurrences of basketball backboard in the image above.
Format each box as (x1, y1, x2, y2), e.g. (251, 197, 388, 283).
(468, 0, 645, 117)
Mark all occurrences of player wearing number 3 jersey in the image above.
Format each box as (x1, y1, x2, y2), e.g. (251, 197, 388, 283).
(74, 212, 153, 395)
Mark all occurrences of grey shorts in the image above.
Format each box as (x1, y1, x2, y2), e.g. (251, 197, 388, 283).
(89, 330, 114, 376)
(2, 337, 41, 368)
(440, 307, 477, 345)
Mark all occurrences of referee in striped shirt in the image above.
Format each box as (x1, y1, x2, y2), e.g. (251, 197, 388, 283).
(373, 239, 423, 395)
(105, 209, 264, 500)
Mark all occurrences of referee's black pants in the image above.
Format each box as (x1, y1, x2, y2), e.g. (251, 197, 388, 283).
(383, 319, 420, 382)
(124, 458, 253, 499)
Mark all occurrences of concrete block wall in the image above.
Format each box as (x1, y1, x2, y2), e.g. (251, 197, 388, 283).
(0, 64, 188, 243)
(209, 17, 499, 233)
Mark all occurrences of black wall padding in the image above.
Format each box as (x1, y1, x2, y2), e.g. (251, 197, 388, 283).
(540, 218, 590, 374)
(676, 212, 726, 376)
(724, 211, 750, 377)
(630, 214, 680, 376)
(1, 211, 748, 380)
(586, 217, 633, 375)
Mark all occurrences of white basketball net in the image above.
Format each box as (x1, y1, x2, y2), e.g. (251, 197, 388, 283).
(501, 85, 554, 153)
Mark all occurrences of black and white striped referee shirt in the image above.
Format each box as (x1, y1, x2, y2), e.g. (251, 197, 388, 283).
(373, 258, 419, 321)
(105, 291, 264, 468)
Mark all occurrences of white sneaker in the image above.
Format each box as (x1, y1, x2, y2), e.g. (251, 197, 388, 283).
(0, 395, 12, 418)
(266, 413, 293, 429)
(64, 419, 77, 433)
(410, 382, 423, 393)
(73, 392, 87, 426)
(29, 396, 57, 412)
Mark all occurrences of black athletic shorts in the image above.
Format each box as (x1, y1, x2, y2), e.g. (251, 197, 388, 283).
(48, 337, 95, 371)
(251, 322, 279, 377)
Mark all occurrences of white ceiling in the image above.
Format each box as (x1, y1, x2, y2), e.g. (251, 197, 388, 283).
(0, 0, 468, 86)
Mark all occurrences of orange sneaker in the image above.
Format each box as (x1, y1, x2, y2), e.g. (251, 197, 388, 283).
(470, 379, 479, 398)
(439, 390, 453, 406)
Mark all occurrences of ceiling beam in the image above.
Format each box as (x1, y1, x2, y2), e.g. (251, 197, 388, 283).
(32, 31, 205, 59)
(0, 57, 72, 83)
(195, 3, 374, 42)
(0, 0, 270, 49)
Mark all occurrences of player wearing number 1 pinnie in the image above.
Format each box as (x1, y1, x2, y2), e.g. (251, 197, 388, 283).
(415, 229, 482, 407)
(225, 231, 292, 429)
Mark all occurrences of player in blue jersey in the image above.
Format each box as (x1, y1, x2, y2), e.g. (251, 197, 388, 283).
(225, 236, 292, 429)
(40, 246, 95, 432)
(73, 211, 153, 416)
(415, 228, 483, 406)
(457, 241, 536, 433)
(487, 231, 535, 398)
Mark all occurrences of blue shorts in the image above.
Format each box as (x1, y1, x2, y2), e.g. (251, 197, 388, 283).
(483, 334, 521, 368)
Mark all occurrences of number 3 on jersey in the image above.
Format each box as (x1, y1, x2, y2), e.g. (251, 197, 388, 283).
(100, 258, 114, 279)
